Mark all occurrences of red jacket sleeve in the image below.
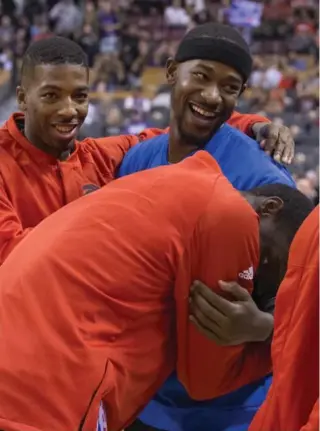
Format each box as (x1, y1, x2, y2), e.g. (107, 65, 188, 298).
(300, 399, 319, 431)
(227, 111, 270, 137)
(0, 176, 32, 265)
(176, 175, 272, 399)
(85, 134, 140, 180)
(138, 127, 168, 141)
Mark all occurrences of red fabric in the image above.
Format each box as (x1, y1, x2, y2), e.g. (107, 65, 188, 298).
(249, 206, 319, 431)
(300, 400, 319, 431)
(0, 113, 138, 264)
(0, 152, 263, 431)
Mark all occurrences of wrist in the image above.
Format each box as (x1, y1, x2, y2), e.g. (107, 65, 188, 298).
(251, 310, 274, 342)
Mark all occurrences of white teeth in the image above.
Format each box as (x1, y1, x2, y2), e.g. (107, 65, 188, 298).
(190, 103, 216, 118)
(54, 125, 76, 134)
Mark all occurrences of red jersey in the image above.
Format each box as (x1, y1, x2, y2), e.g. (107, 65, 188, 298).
(0, 113, 139, 263)
(249, 206, 319, 431)
(0, 152, 265, 431)
(0, 111, 268, 264)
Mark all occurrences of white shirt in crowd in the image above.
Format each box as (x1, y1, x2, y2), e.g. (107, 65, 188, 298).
(124, 96, 151, 113)
(164, 6, 191, 27)
(185, 0, 205, 13)
(262, 66, 283, 89)
(49, 0, 83, 35)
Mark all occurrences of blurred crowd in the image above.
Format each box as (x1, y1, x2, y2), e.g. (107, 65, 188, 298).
(0, 0, 318, 201)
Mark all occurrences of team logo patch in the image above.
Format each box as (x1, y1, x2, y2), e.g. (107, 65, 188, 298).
(238, 266, 254, 280)
(83, 184, 100, 195)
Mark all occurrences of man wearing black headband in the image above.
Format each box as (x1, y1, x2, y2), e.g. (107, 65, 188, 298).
(120, 23, 297, 431)
(168, 21, 253, 156)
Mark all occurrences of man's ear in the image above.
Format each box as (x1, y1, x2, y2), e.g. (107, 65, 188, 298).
(16, 86, 27, 112)
(259, 197, 284, 217)
(166, 57, 178, 86)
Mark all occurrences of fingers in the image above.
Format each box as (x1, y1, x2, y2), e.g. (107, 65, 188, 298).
(189, 315, 225, 345)
(218, 281, 251, 301)
(189, 291, 226, 328)
(273, 128, 294, 164)
(259, 125, 295, 164)
(282, 137, 295, 165)
(191, 280, 234, 315)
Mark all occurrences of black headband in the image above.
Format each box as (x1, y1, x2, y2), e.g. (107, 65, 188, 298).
(175, 37, 252, 83)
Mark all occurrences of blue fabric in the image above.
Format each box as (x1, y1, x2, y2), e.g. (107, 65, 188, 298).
(118, 125, 295, 431)
(118, 125, 295, 190)
(138, 373, 273, 431)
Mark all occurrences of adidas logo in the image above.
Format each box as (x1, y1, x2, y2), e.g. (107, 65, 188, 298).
(239, 266, 254, 280)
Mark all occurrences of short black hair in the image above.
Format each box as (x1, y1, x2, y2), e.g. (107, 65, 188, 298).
(248, 183, 314, 244)
(21, 36, 88, 82)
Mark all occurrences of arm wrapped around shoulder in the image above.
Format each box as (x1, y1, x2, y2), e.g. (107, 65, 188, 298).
(176, 174, 272, 400)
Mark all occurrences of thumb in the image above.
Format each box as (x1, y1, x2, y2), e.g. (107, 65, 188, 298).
(218, 280, 251, 301)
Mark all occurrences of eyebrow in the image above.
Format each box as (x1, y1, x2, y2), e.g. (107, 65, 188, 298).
(40, 85, 89, 92)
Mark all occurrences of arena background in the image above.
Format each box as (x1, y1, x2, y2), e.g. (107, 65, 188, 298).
(0, 0, 318, 202)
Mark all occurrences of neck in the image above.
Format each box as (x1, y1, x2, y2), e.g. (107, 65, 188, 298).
(168, 118, 199, 164)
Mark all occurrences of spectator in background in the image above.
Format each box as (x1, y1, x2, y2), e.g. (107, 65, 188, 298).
(83, 1, 99, 33)
(98, 0, 120, 54)
(124, 85, 151, 118)
(153, 40, 178, 67)
(0, 49, 13, 72)
(297, 177, 317, 200)
(250, 57, 265, 88)
(262, 61, 283, 89)
(104, 105, 124, 136)
(120, 24, 140, 84)
(125, 109, 147, 135)
(128, 40, 150, 87)
(0, 16, 14, 48)
(78, 24, 99, 68)
(164, 0, 191, 28)
(93, 52, 126, 91)
(49, 0, 82, 37)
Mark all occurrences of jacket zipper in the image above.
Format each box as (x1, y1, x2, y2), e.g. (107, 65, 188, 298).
(78, 361, 109, 431)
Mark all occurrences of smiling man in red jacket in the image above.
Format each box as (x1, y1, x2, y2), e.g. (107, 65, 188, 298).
(0, 36, 294, 265)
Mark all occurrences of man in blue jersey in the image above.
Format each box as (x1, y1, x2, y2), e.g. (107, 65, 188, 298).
(121, 23, 296, 431)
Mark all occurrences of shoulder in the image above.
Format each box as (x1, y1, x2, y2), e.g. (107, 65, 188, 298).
(80, 134, 137, 150)
(118, 134, 167, 177)
(221, 123, 257, 145)
(218, 125, 295, 188)
(196, 173, 259, 258)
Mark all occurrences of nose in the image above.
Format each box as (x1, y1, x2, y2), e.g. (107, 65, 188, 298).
(57, 97, 79, 119)
(201, 85, 222, 107)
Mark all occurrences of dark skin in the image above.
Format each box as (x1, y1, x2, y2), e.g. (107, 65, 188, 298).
(189, 195, 290, 345)
(166, 58, 295, 164)
(16, 64, 89, 159)
(166, 58, 245, 163)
